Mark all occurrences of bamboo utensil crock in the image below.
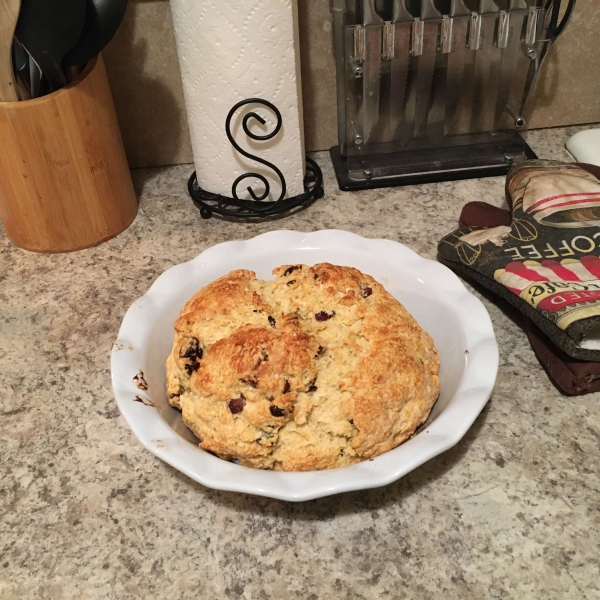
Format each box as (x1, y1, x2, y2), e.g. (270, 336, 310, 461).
(0, 54, 137, 252)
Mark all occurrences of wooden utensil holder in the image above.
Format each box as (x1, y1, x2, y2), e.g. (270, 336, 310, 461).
(0, 55, 137, 252)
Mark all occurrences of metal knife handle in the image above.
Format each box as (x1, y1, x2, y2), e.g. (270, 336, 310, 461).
(411, 18, 424, 55)
(440, 15, 453, 52)
(383, 22, 395, 58)
(354, 26, 366, 61)
(468, 12, 482, 49)
(497, 11, 510, 48)
(525, 6, 539, 44)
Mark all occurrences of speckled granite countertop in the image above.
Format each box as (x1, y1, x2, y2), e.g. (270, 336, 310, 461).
(1, 126, 599, 600)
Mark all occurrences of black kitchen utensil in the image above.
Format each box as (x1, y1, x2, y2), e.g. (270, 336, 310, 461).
(63, 0, 128, 67)
(546, 0, 575, 38)
(12, 40, 28, 80)
(11, 39, 42, 100)
(11, 39, 31, 98)
(15, 0, 86, 93)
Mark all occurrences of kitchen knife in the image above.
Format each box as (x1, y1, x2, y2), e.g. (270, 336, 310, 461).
(426, 0, 451, 143)
(518, 0, 576, 117)
(493, 0, 529, 129)
(470, 0, 503, 133)
(389, 0, 413, 144)
(442, 0, 471, 135)
(448, 0, 482, 134)
(362, 0, 385, 145)
(411, 0, 443, 139)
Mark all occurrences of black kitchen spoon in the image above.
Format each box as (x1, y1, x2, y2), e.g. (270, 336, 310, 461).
(15, 0, 86, 92)
(63, 0, 128, 67)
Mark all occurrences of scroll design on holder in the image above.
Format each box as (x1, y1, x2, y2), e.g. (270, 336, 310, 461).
(187, 97, 324, 220)
(226, 98, 286, 209)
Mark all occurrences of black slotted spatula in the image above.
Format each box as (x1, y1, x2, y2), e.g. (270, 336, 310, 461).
(15, 0, 86, 93)
(63, 0, 128, 68)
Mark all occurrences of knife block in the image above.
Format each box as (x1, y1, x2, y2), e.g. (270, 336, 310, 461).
(329, 0, 545, 191)
(0, 55, 137, 253)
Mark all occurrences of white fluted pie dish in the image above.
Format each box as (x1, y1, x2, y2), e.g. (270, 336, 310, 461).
(111, 230, 498, 501)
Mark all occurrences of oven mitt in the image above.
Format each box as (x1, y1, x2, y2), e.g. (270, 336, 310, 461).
(459, 196, 600, 396)
(438, 160, 600, 362)
(524, 319, 600, 395)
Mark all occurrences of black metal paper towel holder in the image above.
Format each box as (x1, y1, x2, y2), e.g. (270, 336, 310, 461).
(188, 98, 324, 220)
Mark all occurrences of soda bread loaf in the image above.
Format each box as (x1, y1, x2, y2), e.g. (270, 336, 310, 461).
(166, 263, 440, 471)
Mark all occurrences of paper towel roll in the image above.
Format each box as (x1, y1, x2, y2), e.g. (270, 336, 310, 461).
(170, 0, 306, 200)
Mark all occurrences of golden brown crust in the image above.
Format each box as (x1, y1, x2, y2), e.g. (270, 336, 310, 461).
(166, 263, 440, 471)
